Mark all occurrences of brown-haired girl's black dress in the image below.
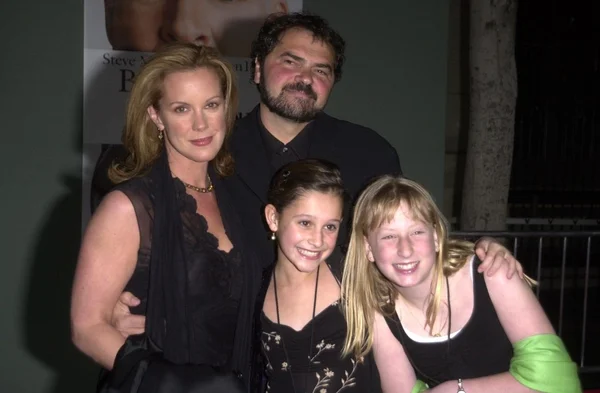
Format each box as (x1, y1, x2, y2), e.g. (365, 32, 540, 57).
(258, 259, 382, 393)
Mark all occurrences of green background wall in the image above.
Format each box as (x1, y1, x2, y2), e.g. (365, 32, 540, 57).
(0, 1, 447, 391)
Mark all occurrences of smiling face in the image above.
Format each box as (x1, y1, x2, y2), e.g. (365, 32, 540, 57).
(255, 28, 336, 123)
(266, 190, 343, 273)
(365, 202, 440, 292)
(147, 67, 227, 166)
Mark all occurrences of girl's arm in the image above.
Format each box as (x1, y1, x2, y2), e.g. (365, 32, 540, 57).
(426, 265, 579, 393)
(372, 312, 418, 393)
(70, 190, 140, 370)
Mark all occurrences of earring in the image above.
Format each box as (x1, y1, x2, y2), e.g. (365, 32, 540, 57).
(158, 129, 164, 140)
(271, 232, 276, 240)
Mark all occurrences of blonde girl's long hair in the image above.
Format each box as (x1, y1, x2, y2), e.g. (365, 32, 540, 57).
(108, 42, 238, 184)
(341, 175, 474, 359)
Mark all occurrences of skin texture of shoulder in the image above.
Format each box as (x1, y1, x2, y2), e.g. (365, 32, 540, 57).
(483, 264, 555, 343)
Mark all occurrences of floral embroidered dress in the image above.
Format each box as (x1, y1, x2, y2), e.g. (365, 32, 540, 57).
(260, 263, 382, 393)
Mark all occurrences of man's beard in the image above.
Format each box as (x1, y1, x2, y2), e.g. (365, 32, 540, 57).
(258, 72, 322, 123)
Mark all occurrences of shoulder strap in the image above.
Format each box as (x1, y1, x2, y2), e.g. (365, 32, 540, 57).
(383, 311, 406, 343)
(326, 248, 345, 284)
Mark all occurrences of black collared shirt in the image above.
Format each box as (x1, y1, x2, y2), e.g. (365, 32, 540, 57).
(258, 115, 314, 173)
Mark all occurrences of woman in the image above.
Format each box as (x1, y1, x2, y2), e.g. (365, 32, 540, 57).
(341, 175, 581, 393)
(71, 42, 261, 392)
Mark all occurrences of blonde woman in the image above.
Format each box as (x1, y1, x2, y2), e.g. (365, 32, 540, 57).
(342, 176, 581, 393)
(71, 43, 261, 392)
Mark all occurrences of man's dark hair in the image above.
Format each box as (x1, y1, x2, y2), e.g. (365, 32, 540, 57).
(250, 12, 346, 83)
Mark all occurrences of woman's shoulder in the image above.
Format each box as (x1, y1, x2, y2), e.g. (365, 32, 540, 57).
(114, 176, 153, 202)
(114, 176, 152, 196)
(104, 177, 154, 223)
(96, 188, 136, 216)
(84, 190, 141, 251)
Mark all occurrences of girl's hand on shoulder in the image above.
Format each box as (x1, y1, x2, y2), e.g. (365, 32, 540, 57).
(475, 237, 524, 280)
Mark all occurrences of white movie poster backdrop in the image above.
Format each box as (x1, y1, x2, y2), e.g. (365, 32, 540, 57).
(83, 0, 303, 225)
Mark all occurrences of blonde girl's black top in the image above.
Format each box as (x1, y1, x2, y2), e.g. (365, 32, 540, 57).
(383, 258, 513, 387)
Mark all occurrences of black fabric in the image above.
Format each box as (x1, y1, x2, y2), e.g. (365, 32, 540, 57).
(383, 258, 513, 387)
(211, 165, 263, 389)
(146, 148, 190, 362)
(97, 335, 246, 393)
(258, 260, 382, 393)
(96, 150, 262, 392)
(90, 143, 128, 214)
(258, 113, 313, 172)
(147, 150, 244, 367)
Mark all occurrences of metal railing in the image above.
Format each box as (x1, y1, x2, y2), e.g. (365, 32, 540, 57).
(451, 230, 600, 374)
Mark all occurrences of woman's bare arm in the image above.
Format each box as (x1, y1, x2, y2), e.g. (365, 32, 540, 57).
(70, 190, 140, 369)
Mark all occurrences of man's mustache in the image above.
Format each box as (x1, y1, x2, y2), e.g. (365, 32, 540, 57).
(283, 82, 317, 100)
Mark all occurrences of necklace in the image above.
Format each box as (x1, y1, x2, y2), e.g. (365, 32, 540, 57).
(403, 308, 448, 337)
(403, 303, 448, 337)
(180, 174, 213, 193)
(393, 275, 453, 387)
(401, 276, 451, 337)
(273, 265, 320, 393)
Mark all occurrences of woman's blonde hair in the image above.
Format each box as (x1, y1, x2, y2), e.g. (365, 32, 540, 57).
(341, 175, 475, 359)
(108, 42, 238, 183)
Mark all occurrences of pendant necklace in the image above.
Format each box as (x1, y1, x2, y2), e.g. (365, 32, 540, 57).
(394, 275, 453, 387)
(273, 265, 320, 393)
(401, 275, 451, 337)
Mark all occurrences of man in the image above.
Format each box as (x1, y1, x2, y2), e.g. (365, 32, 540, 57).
(111, 12, 521, 330)
(103, 0, 289, 57)
(225, 12, 401, 266)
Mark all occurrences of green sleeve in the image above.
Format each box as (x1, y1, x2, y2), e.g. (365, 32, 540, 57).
(411, 379, 429, 393)
(509, 334, 582, 393)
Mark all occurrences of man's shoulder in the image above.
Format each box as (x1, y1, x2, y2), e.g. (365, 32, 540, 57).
(232, 112, 254, 136)
(229, 111, 260, 152)
(318, 112, 394, 149)
(317, 113, 402, 178)
(234, 110, 255, 128)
